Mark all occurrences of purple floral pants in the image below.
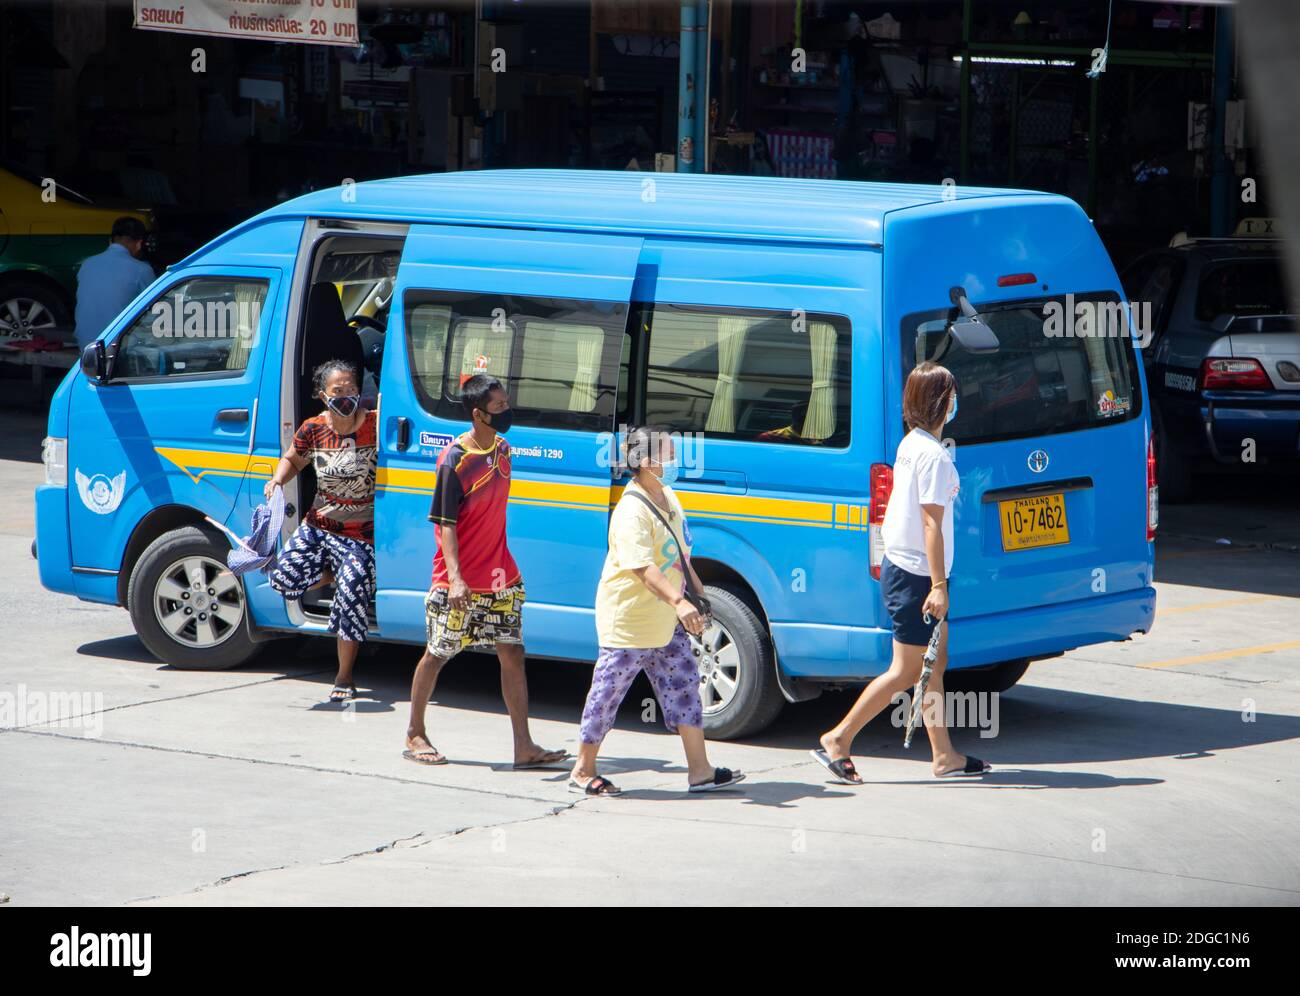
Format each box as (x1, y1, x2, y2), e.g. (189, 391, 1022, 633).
(579, 626, 704, 744)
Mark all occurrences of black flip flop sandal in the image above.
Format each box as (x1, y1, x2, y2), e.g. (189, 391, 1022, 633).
(689, 767, 746, 793)
(810, 749, 864, 785)
(570, 775, 621, 796)
(402, 743, 448, 766)
(936, 755, 991, 778)
(513, 749, 570, 770)
(328, 684, 356, 703)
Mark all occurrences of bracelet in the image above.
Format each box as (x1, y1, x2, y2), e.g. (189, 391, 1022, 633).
(930, 580, 948, 590)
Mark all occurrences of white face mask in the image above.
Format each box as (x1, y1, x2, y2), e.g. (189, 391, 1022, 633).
(945, 391, 958, 424)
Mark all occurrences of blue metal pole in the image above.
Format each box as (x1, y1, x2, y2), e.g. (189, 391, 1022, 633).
(1210, 6, 1235, 236)
(677, 0, 698, 172)
(695, 0, 710, 172)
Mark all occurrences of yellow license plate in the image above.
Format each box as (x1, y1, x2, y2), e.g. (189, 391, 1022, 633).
(998, 493, 1070, 552)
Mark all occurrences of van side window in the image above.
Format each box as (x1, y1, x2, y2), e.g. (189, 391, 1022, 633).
(404, 291, 622, 431)
(637, 303, 851, 447)
(113, 277, 270, 380)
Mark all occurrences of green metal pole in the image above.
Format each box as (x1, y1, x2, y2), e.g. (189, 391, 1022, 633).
(959, 0, 971, 181)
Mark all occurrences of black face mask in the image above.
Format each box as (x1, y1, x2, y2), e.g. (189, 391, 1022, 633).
(481, 407, 513, 433)
(325, 394, 361, 418)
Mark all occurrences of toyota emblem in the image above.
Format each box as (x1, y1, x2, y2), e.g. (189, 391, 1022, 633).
(1027, 449, 1050, 473)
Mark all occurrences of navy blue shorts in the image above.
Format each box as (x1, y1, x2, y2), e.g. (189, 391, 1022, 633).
(880, 557, 942, 646)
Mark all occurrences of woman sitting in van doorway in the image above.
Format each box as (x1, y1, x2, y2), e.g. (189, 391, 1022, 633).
(569, 426, 745, 796)
(264, 359, 378, 703)
(812, 362, 992, 784)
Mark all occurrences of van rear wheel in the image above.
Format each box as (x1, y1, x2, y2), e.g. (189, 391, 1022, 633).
(126, 526, 261, 670)
(946, 658, 1030, 694)
(698, 584, 785, 741)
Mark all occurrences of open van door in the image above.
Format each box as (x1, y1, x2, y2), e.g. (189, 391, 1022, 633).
(374, 226, 642, 659)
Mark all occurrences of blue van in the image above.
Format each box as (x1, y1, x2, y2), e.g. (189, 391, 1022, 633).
(35, 171, 1157, 738)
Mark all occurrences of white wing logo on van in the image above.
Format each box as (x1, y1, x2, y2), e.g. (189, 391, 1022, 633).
(1027, 450, 1050, 474)
(75, 469, 126, 515)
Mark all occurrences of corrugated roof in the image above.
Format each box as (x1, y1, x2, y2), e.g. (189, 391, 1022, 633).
(265, 169, 1053, 247)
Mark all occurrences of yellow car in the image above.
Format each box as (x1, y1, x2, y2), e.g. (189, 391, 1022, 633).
(0, 163, 153, 342)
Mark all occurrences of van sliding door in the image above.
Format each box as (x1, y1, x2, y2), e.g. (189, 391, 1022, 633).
(374, 225, 642, 659)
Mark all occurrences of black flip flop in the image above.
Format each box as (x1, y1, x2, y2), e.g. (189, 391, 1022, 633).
(936, 755, 991, 778)
(688, 767, 746, 793)
(513, 749, 570, 770)
(810, 749, 864, 785)
(570, 775, 621, 796)
(402, 743, 448, 766)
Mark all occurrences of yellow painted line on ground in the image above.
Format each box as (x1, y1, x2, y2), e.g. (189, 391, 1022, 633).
(1157, 594, 1289, 616)
(1139, 640, 1300, 670)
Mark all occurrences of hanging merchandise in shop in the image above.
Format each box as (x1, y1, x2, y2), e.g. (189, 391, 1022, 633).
(134, 0, 359, 47)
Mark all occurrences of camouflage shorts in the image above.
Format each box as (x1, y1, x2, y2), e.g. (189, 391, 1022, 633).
(424, 583, 525, 659)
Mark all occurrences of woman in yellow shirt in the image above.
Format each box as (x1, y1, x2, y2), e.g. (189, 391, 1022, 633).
(569, 426, 745, 796)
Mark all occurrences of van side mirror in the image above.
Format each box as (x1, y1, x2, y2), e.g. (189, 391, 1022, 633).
(80, 341, 107, 383)
(948, 316, 1001, 354)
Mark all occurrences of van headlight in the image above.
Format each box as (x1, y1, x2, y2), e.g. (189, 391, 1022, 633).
(42, 436, 67, 487)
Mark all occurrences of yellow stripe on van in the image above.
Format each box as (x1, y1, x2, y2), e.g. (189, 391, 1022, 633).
(155, 447, 259, 484)
(163, 449, 846, 529)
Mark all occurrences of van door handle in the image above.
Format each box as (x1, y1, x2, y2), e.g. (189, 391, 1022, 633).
(683, 471, 748, 491)
(395, 416, 411, 452)
(216, 408, 249, 423)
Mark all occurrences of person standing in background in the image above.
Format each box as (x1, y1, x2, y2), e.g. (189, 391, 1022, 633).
(73, 217, 155, 350)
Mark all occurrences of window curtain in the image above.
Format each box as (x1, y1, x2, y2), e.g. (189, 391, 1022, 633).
(224, 281, 267, 371)
(801, 320, 837, 439)
(705, 315, 754, 433)
(568, 329, 603, 412)
(457, 320, 492, 389)
(1081, 308, 1119, 401)
(412, 306, 449, 398)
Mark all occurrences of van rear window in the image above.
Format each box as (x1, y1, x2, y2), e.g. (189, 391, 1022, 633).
(902, 291, 1142, 446)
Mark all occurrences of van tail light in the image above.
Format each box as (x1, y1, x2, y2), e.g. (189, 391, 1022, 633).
(996, 272, 1037, 288)
(869, 463, 893, 579)
(1147, 431, 1158, 542)
(1200, 357, 1271, 390)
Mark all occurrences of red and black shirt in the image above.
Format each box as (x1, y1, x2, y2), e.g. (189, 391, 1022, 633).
(428, 434, 520, 592)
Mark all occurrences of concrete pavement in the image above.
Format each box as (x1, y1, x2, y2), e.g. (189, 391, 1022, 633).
(2, 423, 1298, 905)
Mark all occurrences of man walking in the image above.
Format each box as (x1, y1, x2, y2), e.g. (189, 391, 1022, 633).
(73, 217, 155, 350)
(403, 374, 568, 769)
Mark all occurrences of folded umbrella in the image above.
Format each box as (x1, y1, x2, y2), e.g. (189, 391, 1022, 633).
(903, 615, 944, 749)
(205, 485, 285, 577)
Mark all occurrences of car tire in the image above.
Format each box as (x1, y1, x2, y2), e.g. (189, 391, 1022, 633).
(0, 277, 72, 342)
(1153, 406, 1191, 504)
(698, 584, 786, 741)
(126, 526, 261, 670)
(946, 657, 1030, 694)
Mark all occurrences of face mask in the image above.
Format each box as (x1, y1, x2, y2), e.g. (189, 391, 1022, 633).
(945, 392, 958, 424)
(325, 394, 360, 418)
(483, 408, 514, 434)
(655, 460, 680, 485)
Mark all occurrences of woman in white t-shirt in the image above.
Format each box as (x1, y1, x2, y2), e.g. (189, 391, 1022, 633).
(812, 362, 992, 784)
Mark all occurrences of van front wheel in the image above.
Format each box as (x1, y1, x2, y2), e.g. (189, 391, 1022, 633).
(697, 585, 785, 741)
(126, 526, 261, 670)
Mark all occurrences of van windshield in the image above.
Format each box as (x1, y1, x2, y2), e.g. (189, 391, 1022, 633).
(902, 291, 1142, 446)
